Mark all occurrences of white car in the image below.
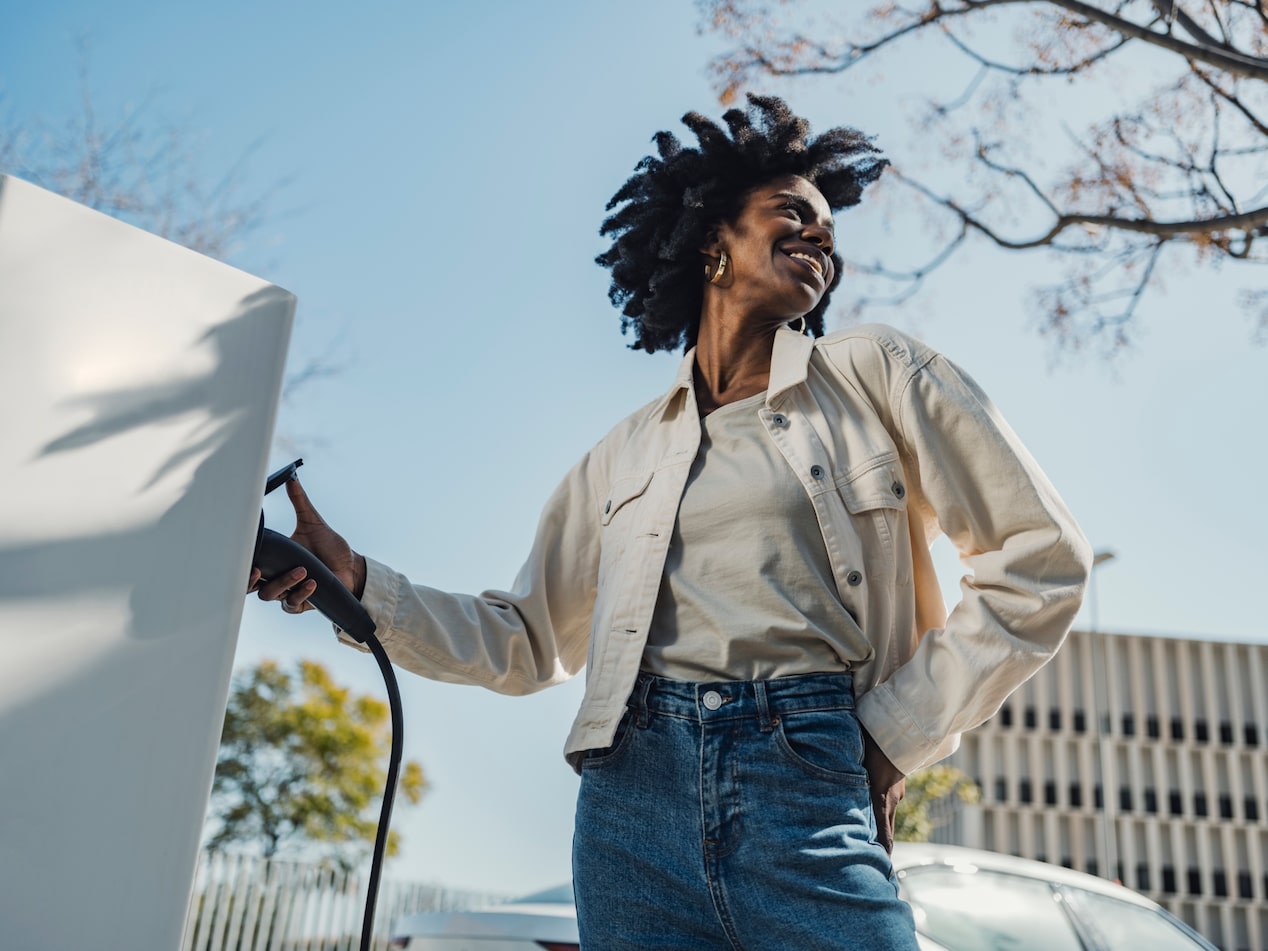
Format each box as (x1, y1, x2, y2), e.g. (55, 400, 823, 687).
(389, 881, 578, 950)
(895, 842, 1217, 951)
(391, 844, 1216, 950)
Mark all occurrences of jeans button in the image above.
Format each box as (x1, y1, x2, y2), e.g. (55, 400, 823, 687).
(702, 690, 723, 710)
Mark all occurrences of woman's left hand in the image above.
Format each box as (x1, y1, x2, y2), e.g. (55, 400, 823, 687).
(862, 727, 905, 855)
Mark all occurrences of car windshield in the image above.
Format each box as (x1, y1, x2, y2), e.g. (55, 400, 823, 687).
(1065, 888, 1213, 950)
(900, 866, 1084, 951)
(512, 882, 575, 905)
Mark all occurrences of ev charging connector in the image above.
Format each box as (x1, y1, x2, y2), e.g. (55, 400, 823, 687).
(252, 459, 402, 951)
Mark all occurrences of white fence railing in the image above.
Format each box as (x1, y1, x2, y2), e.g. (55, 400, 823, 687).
(181, 851, 503, 951)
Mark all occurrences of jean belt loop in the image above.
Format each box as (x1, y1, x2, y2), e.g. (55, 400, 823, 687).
(634, 675, 653, 729)
(755, 680, 775, 733)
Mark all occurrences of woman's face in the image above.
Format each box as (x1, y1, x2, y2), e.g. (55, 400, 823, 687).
(708, 174, 836, 323)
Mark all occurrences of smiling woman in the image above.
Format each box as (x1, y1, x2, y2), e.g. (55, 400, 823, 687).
(595, 95, 885, 355)
(254, 95, 1092, 951)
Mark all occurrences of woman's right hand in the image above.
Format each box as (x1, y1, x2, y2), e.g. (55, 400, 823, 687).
(246, 477, 368, 616)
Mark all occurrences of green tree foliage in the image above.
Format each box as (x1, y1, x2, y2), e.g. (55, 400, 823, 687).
(699, 1, 1268, 355)
(207, 659, 427, 869)
(895, 765, 982, 843)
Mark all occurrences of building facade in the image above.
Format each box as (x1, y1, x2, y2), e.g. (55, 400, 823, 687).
(936, 629, 1268, 951)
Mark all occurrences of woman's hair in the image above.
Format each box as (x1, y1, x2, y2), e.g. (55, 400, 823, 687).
(596, 95, 888, 354)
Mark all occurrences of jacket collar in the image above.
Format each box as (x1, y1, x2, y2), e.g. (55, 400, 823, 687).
(659, 325, 814, 418)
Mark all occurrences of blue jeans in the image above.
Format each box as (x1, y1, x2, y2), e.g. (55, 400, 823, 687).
(573, 672, 919, 950)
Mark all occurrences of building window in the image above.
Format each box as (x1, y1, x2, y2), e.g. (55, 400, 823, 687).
(1219, 795, 1234, 820)
(995, 778, 1008, 802)
(1219, 721, 1234, 745)
(1238, 872, 1253, 900)
(1168, 790, 1183, 816)
(1170, 717, 1184, 740)
(1143, 789, 1157, 814)
(1019, 779, 1033, 804)
(1044, 781, 1057, 806)
(1048, 708, 1061, 731)
(999, 705, 1013, 728)
(1094, 784, 1104, 809)
(1187, 868, 1202, 895)
(1121, 713, 1135, 736)
(1136, 864, 1151, 892)
(1146, 715, 1160, 739)
(1213, 870, 1228, 898)
(1073, 710, 1087, 733)
(1086, 858, 1099, 877)
(1245, 797, 1259, 822)
(1060, 856, 1074, 870)
(1161, 865, 1177, 894)
(1195, 718, 1210, 743)
(1024, 707, 1037, 729)
(1245, 723, 1260, 747)
(1069, 783, 1083, 808)
(1119, 787, 1133, 812)
(1194, 793, 1208, 817)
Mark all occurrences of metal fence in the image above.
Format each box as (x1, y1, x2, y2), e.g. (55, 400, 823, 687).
(181, 850, 503, 951)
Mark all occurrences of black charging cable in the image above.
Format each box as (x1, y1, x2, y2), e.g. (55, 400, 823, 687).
(252, 459, 402, 951)
(360, 632, 403, 951)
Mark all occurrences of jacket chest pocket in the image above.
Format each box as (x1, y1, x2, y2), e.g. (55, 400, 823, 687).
(600, 470, 654, 527)
(595, 469, 656, 621)
(835, 455, 909, 588)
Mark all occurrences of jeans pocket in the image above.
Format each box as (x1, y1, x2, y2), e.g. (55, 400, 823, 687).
(774, 707, 870, 785)
(580, 709, 638, 770)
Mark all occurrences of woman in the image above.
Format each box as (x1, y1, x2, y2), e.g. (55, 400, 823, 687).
(252, 96, 1091, 950)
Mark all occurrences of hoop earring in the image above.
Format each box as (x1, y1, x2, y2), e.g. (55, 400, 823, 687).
(794, 315, 807, 335)
(708, 250, 728, 285)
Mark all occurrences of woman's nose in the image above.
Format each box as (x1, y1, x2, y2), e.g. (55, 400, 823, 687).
(803, 225, 833, 255)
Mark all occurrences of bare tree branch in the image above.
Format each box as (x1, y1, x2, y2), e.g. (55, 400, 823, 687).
(700, 0, 1268, 353)
(1043, 0, 1268, 79)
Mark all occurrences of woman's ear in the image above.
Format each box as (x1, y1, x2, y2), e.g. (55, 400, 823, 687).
(699, 227, 722, 257)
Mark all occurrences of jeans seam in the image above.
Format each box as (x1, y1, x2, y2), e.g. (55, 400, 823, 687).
(705, 859, 747, 951)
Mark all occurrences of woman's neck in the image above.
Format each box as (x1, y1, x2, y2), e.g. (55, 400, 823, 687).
(692, 306, 779, 415)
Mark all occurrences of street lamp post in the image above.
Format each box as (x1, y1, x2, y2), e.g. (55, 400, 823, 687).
(1089, 548, 1119, 881)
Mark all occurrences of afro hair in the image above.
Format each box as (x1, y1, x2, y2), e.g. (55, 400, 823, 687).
(596, 94, 888, 354)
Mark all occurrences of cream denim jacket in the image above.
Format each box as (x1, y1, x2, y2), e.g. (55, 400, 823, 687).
(352, 324, 1091, 774)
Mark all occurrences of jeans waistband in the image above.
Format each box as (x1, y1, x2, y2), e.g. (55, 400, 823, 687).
(628, 671, 855, 730)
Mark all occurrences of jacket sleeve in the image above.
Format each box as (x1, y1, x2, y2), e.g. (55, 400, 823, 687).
(336, 448, 604, 695)
(854, 347, 1093, 774)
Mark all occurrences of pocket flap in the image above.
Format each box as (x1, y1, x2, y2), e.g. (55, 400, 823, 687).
(837, 455, 907, 514)
(601, 470, 654, 525)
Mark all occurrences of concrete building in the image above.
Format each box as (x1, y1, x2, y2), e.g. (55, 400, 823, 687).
(936, 628, 1268, 951)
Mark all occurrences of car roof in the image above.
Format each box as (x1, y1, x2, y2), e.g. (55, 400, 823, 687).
(891, 842, 1157, 909)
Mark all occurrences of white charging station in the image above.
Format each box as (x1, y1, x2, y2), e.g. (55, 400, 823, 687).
(0, 175, 294, 950)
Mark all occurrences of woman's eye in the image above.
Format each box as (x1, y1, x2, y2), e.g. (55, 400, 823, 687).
(782, 203, 802, 219)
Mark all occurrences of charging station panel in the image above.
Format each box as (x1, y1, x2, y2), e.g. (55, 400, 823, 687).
(0, 175, 294, 950)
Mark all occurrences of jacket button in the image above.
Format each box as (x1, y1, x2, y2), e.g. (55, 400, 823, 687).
(810, 464, 825, 479)
(892, 482, 905, 499)
(846, 570, 863, 586)
(772, 413, 788, 427)
(603, 500, 612, 514)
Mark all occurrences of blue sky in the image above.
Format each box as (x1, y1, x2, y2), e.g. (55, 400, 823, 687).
(6, 1, 1266, 896)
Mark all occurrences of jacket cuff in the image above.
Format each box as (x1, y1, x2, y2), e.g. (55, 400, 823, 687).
(857, 682, 943, 775)
(332, 555, 401, 652)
